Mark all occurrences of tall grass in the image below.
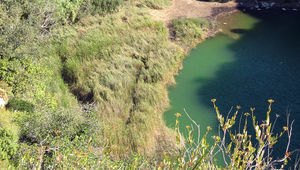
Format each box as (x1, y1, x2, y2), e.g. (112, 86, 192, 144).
(51, 5, 188, 157)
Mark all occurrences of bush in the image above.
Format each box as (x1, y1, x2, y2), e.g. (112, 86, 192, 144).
(171, 17, 211, 48)
(0, 109, 19, 167)
(14, 105, 101, 168)
(15, 108, 83, 143)
(56, 0, 125, 24)
(87, 0, 124, 15)
(0, 127, 18, 160)
(6, 99, 35, 113)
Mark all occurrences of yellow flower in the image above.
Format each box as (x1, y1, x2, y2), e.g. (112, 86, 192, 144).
(207, 126, 212, 131)
(283, 126, 288, 131)
(260, 123, 268, 128)
(236, 105, 241, 110)
(237, 133, 244, 138)
(174, 113, 181, 117)
(244, 112, 250, 116)
(186, 125, 190, 129)
(250, 107, 255, 112)
(268, 99, 275, 103)
(212, 136, 220, 141)
(211, 98, 216, 103)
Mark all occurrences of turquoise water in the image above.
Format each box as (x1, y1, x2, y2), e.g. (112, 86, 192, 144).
(164, 11, 300, 161)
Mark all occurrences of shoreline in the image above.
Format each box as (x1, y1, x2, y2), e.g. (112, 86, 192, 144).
(151, 0, 300, 39)
(150, 0, 240, 50)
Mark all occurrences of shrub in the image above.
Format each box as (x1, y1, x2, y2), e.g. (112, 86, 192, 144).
(6, 99, 35, 113)
(171, 17, 211, 48)
(14, 105, 101, 168)
(87, 0, 124, 15)
(0, 109, 19, 167)
(15, 108, 83, 143)
(56, 0, 83, 23)
(0, 127, 18, 160)
(161, 99, 298, 169)
(55, 0, 125, 24)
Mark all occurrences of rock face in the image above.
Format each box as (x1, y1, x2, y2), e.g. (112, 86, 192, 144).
(0, 98, 6, 108)
(237, 0, 300, 10)
(0, 88, 8, 108)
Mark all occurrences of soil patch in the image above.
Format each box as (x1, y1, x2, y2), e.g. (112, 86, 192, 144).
(150, 0, 238, 24)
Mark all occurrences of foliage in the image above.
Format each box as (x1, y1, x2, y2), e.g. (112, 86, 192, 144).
(0, 109, 18, 166)
(87, 0, 124, 15)
(14, 105, 101, 168)
(1, 0, 298, 169)
(171, 17, 211, 48)
(5, 101, 298, 169)
(55, 0, 125, 24)
(159, 100, 297, 169)
(0, 127, 18, 161)
(6, 98, 35, 112)
(137, 0, 170, 9)
(56, 0, 83, 23)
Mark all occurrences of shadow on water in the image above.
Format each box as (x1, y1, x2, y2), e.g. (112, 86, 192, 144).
(230, 28, 248, 34)
(197, 10, 300, 161)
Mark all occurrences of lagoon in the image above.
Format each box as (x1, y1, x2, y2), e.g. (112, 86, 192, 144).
(164, 11, 300, 160)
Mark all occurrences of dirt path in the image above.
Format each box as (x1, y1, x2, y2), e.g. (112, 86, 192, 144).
(150, 0, 238, 24)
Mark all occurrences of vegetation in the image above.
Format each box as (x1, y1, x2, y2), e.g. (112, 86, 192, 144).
(0, 109, 18, 163)
(138, 0, 170, 9)
(0, 0, 298, 169)
(156, 100, 296, 169)
(171, 17, 212, 48)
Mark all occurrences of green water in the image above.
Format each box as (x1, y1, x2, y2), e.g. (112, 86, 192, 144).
(164, 11, 300, 159)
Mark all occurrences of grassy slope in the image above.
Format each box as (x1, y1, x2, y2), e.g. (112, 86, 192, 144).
(1, 1, 295, 168)
(54, 4, 184, 157)
(53, 2, 212, 158)
(1, 0, 211, 163)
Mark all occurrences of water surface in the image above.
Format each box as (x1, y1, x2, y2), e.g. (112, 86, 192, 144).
(164, 11, 300, 160)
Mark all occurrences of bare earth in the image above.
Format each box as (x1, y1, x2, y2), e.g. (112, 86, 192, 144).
(150, 0, 238, 24)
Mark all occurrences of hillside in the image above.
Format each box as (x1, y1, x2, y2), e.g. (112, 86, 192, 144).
(0, 0, 298, 169)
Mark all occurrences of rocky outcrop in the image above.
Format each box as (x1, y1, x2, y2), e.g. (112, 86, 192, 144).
(237, 0, 300, 10)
